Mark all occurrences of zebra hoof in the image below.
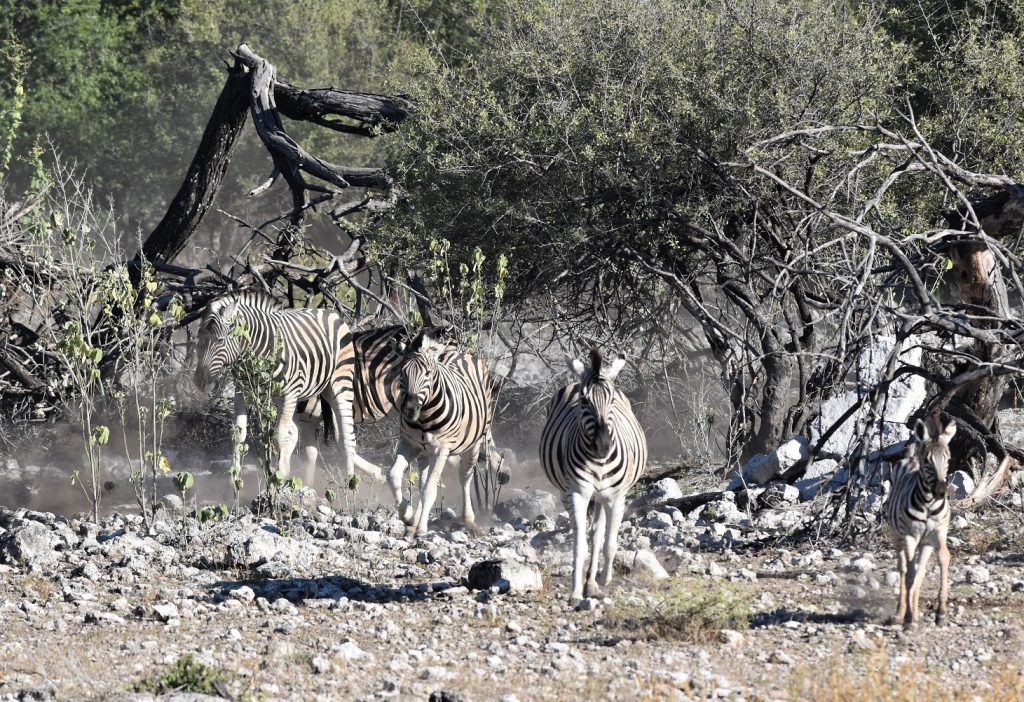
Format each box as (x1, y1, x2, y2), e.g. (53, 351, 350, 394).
(568, 595, 583, 608)
(902, 620, 917, 632)
(583, 581, 601, 599)
(935, 612, 946, 626)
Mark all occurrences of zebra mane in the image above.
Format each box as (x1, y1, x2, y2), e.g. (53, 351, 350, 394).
(208, 290, 285, 317)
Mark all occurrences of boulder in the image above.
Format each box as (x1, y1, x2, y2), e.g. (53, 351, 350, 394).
(735, 437, 809, 486)
(948, 471, 975, 501)
(0, 519, 59, 567)
(467, 559, 543, 593)
(760, 482, 800, 508)
(810, 336, 925, 458)
(225, 524, 285, 568)
(616, 549, 669, 580)
(494, 489, 561, 522)
(629, 478, 683, 509)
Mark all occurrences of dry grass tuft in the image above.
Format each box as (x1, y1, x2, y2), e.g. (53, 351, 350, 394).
(788, 651, 1024, 702)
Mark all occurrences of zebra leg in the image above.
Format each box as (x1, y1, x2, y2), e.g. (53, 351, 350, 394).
(891, 535, 912, 625)
(295, 415, 320, 488)
(275, 395, 299, 480)
(906, 542, 935, 628)
(459, 448, 482, 535)
(567, 487, 594, 605)
(584, 500, 608, 599)
(386, 441, 420, 526)
(598, 496, 626, 588)
(935, 528, 951, 626)
(413, 447, 451, 537)
(231, 392, 249, 477)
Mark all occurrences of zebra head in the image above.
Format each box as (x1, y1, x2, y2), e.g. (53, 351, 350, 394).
(193, 297, 245, 392)
(567, 349, 626, 456)
(914, 413, 957, 496)
(395, 330, 445, 423)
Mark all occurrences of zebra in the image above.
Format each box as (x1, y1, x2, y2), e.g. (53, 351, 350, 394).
(192, 291, 383, 484)
(384, 329, 495, 537)
(883, 413, 956, 627)
(294, 325, 509, 518)
(540, 349, 647, 605)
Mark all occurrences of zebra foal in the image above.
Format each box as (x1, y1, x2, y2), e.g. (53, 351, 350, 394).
(385, 330, 494, 537)
(296, 325, 508, 519)
(883, 413, 956, 627)
(540, 349, 647, 605)
(193, 291, 383, 483)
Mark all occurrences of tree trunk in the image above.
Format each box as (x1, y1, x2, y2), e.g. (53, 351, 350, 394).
(142, 61, 249, 265)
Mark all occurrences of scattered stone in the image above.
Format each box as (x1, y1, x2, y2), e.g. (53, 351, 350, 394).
(737, 437, 809, 486)
(769, 651, 795, 665)
(630, 478, 684, 509)
(965, 566, 991, 584)
(467, 559, 543, 593)
(850, 557, 875, 573)
(151, 603, 178, 623)
(617, 549, 669, 580)
(228, 585, 256, 603)
(494, 489, 561, 522)
(718, 629, 745, 646)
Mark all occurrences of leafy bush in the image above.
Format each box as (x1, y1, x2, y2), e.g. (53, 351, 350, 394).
(133, 654, 229, 696)
(605, 577, 751, 643)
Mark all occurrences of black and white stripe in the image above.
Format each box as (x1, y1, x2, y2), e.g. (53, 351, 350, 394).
(295, 325, 507, 518)
(384, 330, 495, 536)
(193, 291, 381, 483)
(883, 414, 956, 627)
(540, 349, 647, 604)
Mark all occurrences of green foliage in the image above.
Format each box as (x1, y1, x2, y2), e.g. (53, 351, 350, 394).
(230, 338, 285, 484)
(605, 578, 752, 643)
(173, 471, 194, 494)
(132, 654, 229, 696)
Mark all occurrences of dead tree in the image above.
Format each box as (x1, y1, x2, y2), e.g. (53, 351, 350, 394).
(0, 44, 413, 419)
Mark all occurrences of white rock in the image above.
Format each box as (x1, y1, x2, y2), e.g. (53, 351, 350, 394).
(334, 638, 367, 660)
(965, 566, 990, 584)
(948, 471, 975, 501)
(152, 603, 178, 623)
(467, 559, 543, 593)
(616, 549, 669, 580)
(850, 557, 875, 573)
(718, 629, 745, 646)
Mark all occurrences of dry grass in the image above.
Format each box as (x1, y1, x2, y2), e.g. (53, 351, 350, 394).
(788, 650, 1024, 702)
(604, 577, 752, 643)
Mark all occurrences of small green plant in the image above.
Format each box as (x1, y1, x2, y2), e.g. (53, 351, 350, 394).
(132, 654, 230, 696)
(604, 578, 751, 643)
(230, 330, 285, 516)
(173, 471, 194, 542)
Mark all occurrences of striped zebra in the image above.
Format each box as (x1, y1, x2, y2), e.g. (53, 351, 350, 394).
(540, 349, 647, 605)
(883, 413, 956, 627)
(193, 291, 383, 483)
(385, 329, 494, 537)
(295, 326, 509, 518)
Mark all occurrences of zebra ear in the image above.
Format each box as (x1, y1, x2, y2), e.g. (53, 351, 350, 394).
(219, 299, 240, 325)
(913, 418, 929, 443)
(939, 418, 957, 443)
(566, 355, 586, 379)
(606, 357, 627, 380)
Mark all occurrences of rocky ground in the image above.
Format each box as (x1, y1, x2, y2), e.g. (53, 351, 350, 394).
(2, 478, 1024, 701)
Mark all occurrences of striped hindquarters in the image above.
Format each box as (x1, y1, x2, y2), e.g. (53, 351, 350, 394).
(539, 382, 647, 497)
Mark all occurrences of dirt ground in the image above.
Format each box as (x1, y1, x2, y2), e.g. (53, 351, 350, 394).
(1, 486, 1024, 701)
